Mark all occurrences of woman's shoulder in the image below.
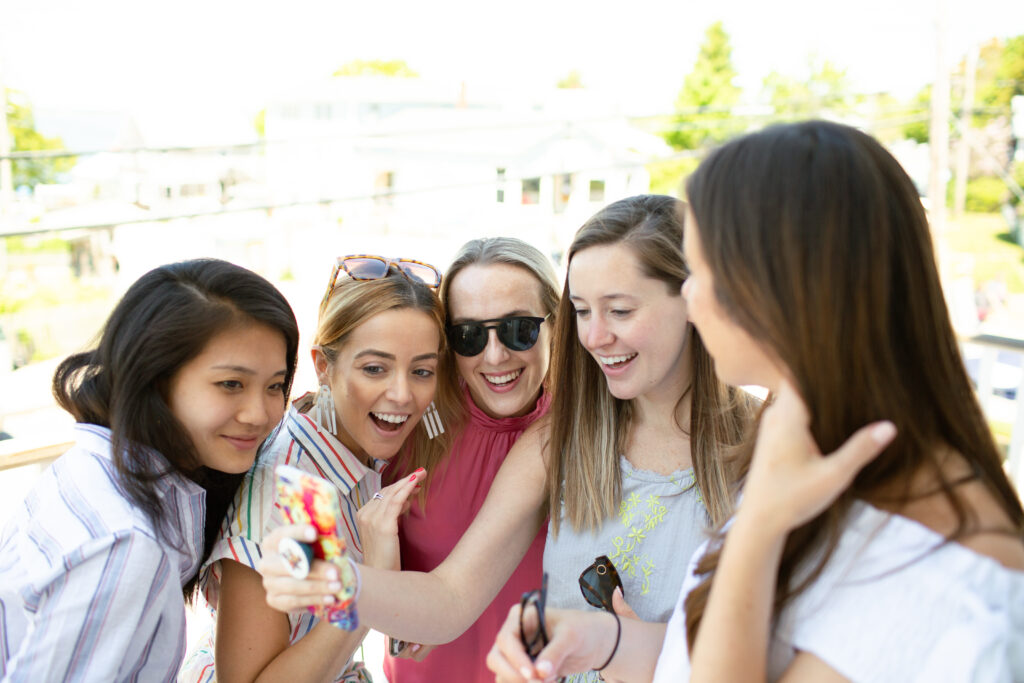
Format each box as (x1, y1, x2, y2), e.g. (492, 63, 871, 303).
(781, 501, 1024, 680)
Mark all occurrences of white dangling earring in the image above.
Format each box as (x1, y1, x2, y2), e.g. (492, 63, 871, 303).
(315, 383, 337, 434)
(422, 401, 444, 440)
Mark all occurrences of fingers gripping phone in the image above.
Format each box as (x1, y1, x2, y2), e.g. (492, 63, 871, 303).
(275, 464, 360, 630)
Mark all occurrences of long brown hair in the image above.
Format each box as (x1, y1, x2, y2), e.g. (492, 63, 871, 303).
(547, 195, 756, 534)
(683, 120, 1024, 648)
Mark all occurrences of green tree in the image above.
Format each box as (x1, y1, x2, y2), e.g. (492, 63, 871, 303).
(4, 88, 75, 189)
(664, 22, 741, 150)
(761, 58, 854, 119)
(557, 69, 584, 89)
(902, 84, 932, 143)
(333, 59, 419, 78)
(981, 34, 1024, 111)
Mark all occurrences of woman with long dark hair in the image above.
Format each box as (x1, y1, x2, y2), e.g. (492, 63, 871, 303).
(0, 259, 299, 680)
(487, 121, 1024, 682)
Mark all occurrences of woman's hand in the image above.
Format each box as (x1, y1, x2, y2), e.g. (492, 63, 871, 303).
(487, 604, 617, 682)
(258, 524, 347, 613)
(740, 381, 897, 535)
(356, 468, 425, 570)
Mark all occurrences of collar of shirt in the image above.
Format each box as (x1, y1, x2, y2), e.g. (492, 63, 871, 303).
(285, 394, 386, 498)
(72, 423, 206, 583)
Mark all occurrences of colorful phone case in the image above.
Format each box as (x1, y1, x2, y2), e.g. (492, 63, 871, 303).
(275, 464, 360, 630)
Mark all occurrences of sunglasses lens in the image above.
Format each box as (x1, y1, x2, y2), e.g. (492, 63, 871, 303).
(343, 257, 388, 280)
(499, 318, 541, 351)
(399, 262, 440, 288)
(579, 576, 606, 609)
(448, 323, 488, 356)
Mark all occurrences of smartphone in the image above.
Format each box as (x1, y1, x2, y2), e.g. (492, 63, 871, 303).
(275, 464, 360, 630)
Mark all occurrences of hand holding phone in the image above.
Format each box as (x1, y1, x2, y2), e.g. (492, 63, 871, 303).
(275, 464, 360, 630)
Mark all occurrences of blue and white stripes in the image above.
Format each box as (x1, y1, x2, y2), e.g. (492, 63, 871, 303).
(0, 424, 205, 681)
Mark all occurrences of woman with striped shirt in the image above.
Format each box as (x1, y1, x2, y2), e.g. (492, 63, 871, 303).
(0, 259, 300, 681)
(180, 257, 457, 683)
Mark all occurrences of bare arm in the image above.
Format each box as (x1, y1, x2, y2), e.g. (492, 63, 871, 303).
(262, 420, 551, 644)
(689, 384, 894, 682)
(215, 559, 366, 683)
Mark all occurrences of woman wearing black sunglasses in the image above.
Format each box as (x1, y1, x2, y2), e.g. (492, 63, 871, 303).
(378, 237, 560, 683)
(259, 197, 755, 683)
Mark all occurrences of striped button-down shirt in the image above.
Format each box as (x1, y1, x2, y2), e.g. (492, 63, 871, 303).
(0, 424, 205, 682)
(179, 395, 383, 683)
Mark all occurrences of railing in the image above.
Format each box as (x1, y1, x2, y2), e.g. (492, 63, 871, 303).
(1, 335, 1023, 489)
(961, 333, 1024, 488)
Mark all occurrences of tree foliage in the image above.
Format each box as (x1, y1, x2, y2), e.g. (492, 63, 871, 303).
(333, 59, 419, 78)
(664, 22, 741, 150)
(761, 57, 855, 119)
(4, 88, 75, 189)
(557, 69, 584, 89)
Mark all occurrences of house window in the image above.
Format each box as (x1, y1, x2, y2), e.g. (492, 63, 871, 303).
(589, 179, 605, 202)
(496, 167, 506, 203)
(522, 177, 540, 205)
(374, 171, 395, 206)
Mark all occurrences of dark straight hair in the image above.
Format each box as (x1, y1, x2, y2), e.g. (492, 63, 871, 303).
(683, 120, 1024, 647)
(52, 258, 300, 598)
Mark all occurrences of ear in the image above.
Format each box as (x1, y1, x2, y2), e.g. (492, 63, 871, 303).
(310, 345, 330, 384)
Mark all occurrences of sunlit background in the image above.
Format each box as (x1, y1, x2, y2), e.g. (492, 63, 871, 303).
(2, 0, 1023, 675)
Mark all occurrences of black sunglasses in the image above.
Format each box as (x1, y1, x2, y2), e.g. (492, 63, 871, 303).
(446, 315, 549, 357)
(579, 555, 623, 613)
(520, 573, 551, 661)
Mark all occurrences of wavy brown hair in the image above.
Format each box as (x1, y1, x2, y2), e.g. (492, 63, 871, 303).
(683, 121, 1024, 648)
(53, 259, 300, 600)
(547, 195, 757, 534)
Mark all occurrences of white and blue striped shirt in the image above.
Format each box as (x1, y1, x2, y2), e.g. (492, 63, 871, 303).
(0, 424, 206, 682)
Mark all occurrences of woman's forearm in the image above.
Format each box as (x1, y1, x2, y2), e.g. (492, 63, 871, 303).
(688, 512, 786, 682)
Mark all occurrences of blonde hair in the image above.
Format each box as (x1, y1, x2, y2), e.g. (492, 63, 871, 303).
(397, 237, 560, 483)
(547, 195, 757, 535)
(315, 274, 458, 473)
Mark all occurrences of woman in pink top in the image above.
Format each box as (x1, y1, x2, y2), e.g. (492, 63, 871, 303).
(382, 237, 559, 682)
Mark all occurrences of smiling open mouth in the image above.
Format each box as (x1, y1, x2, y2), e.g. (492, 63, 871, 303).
(371, 412, 408, 432)
(484, 369, 522, 387)
(599, 353, 637, 369)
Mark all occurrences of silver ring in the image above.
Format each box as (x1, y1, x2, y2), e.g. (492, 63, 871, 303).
(372, 492, 384, 501)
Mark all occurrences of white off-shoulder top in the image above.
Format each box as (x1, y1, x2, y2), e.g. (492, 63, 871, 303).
(653, 501, 1024, 682)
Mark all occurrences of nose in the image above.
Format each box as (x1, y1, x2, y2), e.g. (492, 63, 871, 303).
(385, 373, 413, 405)
(238, 390, 273, 429)
(482, 327, 510, 366)
(582, 315, 613, 350)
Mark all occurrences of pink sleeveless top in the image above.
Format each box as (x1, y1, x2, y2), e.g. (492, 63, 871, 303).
(383, 387, 550, 682)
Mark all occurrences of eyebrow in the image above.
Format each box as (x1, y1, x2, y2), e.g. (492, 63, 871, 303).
(353, 350, 439, 362)
(450, 309, 535, 324)
(568, 294, 637, 303)
(212, 365, 288, 376)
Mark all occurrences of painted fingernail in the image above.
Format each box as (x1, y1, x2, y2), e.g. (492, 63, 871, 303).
(408, 474, 417, 482)
(327, 568, 339, 581)
(414, 467, 425, 473)
(323, 594, 336, 604)
(303, 527, 317, 541)
(328, 581, 342, 591)
(520, 667, 534, 679)
(872, 421, 896, 443)
(411, 643, 421, 653)
(536, 660, 553, 676)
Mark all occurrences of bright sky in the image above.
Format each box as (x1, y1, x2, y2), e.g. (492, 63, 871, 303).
(2, 0, 1022, 118)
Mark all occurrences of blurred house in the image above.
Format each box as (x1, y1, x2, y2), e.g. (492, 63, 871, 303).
(263, 76, 666, 263)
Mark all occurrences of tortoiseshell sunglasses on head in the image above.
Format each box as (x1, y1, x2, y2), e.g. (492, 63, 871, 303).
(321, 255, 442, 309)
